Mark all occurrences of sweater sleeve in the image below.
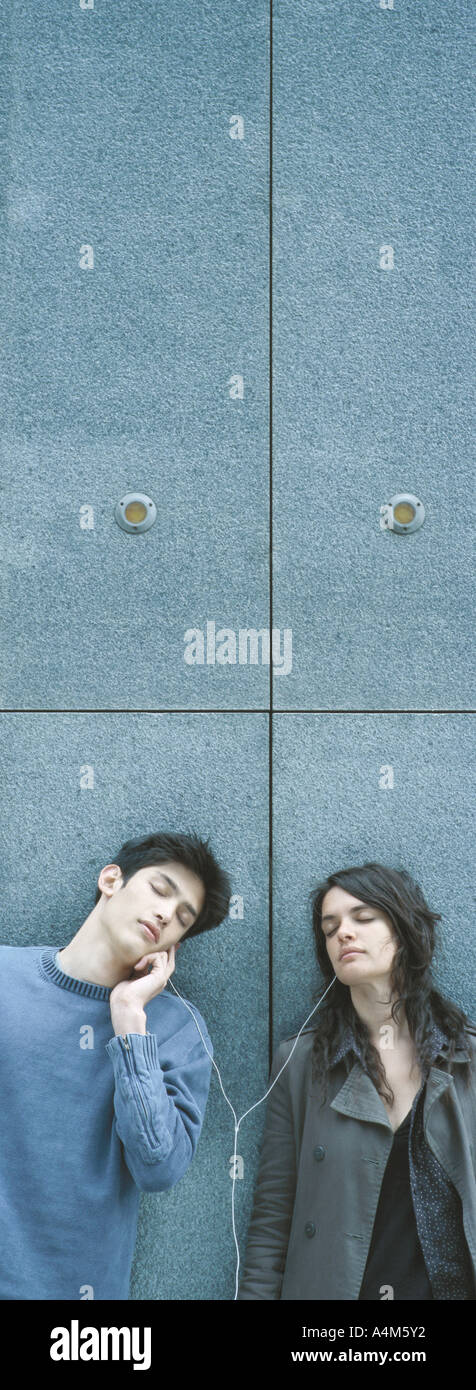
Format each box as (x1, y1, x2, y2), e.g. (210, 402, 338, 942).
(237, 1040, 297, 1300)
(105, 1019, 213, 1193)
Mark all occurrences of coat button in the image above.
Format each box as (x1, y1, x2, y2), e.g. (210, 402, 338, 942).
(313, 1145, 325, 1161)
(305, 1222, 316, 1238)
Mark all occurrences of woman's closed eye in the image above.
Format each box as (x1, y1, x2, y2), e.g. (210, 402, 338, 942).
(326, 916, 374, 938)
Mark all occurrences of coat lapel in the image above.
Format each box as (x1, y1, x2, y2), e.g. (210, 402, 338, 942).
(323, 1023, 468, 1129)
(329, 1061, 394, 1128)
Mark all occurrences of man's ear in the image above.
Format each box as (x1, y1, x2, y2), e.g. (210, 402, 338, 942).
(98, 863, 123, 897)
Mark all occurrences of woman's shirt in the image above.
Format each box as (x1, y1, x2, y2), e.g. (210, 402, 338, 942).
(358, 1107, 433, 1300)
(350, 1026, 475, 1301)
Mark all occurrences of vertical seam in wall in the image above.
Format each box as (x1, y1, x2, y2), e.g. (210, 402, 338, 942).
(268, 0, 273, 1075)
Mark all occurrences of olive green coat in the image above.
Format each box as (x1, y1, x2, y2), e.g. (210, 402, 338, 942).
(238, 1027, 476, 1300)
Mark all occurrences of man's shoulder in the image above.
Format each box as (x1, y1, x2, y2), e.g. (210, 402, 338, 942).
(147, 987, 212, 1054)
(0, 943, 46, 959)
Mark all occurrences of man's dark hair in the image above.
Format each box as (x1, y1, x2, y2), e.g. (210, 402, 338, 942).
(308, 861, 475, 1104)
(95, 832, 231, 939)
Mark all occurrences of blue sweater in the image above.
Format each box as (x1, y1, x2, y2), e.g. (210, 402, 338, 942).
(0, 945, 213, 1300)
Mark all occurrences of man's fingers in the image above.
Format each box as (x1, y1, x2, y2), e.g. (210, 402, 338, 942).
(133, 946, 176, 983)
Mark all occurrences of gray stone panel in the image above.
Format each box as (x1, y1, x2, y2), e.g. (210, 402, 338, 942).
(272, 713, 476, 1046)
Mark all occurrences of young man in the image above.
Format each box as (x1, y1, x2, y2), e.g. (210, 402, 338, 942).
(0, 832, 231, 1301)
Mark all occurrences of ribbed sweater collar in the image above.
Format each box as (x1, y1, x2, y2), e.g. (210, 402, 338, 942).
(38, 946, 112, 1001)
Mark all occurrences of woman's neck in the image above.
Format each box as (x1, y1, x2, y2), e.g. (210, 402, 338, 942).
(349, 982, 409, 1047)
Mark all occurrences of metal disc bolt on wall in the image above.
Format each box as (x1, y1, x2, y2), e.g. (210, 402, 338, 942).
(380, 493, 425, 534)
(114, 493, 157, 534)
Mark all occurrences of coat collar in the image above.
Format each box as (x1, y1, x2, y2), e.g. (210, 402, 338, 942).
(325, 1019, 471, 1131)
(328, 1019, 470, 1069)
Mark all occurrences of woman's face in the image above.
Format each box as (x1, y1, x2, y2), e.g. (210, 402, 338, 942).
(321, 885, 399, 985)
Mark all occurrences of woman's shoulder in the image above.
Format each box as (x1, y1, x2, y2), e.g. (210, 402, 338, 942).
(440, 1021, 476, 1062)
(459, 1025, 476, 1063)
(271, 1026, 319, 1081)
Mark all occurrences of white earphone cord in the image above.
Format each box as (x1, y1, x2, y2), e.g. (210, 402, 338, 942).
(168, 975, 337, 1300)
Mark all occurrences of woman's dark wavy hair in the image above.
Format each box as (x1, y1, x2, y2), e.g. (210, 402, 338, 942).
(94, 831, 231, 939)
(310, 862, 475, 1106)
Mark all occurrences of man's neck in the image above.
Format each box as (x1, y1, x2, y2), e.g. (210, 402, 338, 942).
(58, 911, 132, 989)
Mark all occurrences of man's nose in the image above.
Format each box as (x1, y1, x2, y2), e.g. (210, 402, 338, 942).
(155, 904, 174, 924)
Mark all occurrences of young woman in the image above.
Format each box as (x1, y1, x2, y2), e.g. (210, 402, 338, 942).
(238, 863, 476, 1300)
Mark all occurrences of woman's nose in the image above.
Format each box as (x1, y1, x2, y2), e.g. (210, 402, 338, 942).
(337, 922, 355, 940)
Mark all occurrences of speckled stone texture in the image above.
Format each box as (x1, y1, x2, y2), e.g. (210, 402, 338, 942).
(2, 1, 269, 708)
(273, 0, 474, 709)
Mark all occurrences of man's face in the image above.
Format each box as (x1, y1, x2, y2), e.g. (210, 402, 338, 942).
(98, 860, 206, 961)
(321, 886, 399, 984)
